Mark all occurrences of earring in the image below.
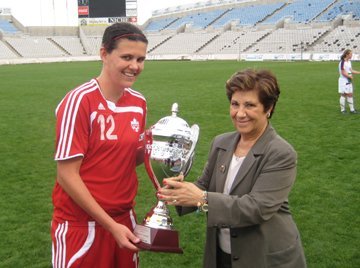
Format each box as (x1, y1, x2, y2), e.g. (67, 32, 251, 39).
(267, 112, 271, 118)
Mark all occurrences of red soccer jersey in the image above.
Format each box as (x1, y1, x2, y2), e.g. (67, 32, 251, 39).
(52, 78, 147, 222)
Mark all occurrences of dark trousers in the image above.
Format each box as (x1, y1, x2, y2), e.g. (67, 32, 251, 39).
(216, 245, 232, 268)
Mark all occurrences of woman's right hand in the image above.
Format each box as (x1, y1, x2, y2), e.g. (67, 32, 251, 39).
(110, 223, 140, 251)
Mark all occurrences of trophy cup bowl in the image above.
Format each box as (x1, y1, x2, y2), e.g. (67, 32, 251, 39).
(134, 103, 199, 253)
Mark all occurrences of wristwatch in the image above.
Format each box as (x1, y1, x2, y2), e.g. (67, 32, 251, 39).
(197, 191, 208, 212)
(200, 202, 208, 212)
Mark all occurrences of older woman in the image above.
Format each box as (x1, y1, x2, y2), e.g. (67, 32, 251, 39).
(159, 69, 307, 268)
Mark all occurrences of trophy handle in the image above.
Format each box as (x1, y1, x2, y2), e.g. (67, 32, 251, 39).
(182, 124, 200, 176)
(144, 129, 161, 190)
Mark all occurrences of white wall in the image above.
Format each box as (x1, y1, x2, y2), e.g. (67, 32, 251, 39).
(0, 0, 78, 26)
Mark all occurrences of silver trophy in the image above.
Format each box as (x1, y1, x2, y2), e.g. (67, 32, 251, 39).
(134, 103, 200, 253)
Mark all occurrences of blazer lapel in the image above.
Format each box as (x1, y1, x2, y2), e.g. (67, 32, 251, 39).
(230, 124, 275, 193)
(230, 153, 256, 193)
(215, 132, 239, 193)
(215, 149, 232, 192)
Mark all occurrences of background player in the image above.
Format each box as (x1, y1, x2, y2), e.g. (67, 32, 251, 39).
(338, 49, 360, 114)
(51, 22, 148, 268)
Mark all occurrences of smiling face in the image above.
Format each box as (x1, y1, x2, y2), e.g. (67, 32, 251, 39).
(230, 90, 270, 139)
(100, 39, 147, 90)
(225, 69, 280, 138)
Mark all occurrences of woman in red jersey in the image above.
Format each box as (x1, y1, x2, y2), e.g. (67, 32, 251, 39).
(51, 22, 148, 268)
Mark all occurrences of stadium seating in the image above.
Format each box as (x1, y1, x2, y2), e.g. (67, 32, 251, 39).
(6, 36, 66, 58)
(212, 2, 285, 28)
(261, 0, 336, 24)
(0, 18, 18, 33)
(316, 0, 360, 22)
(311, 25, 360, 52)
(83, 36, 102, 55)
(51, 36, 86, 56)
(0, 40, 18, 58)
(145, 17, 179, 32)
(149, 32, 219, 55)
(1, 0, 360, 62)
(146, 33, 174, 52)
(164, 9, 227, 30)
(198, 29, 272, 54)
(248, 27, 330, 53)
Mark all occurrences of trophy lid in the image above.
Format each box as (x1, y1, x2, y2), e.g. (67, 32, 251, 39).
(151, 103, 192, 140)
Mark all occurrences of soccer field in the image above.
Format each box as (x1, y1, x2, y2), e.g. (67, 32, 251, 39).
(0, 60, 359, 267)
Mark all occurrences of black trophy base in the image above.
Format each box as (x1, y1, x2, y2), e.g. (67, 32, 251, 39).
(134, 224, 183, 254)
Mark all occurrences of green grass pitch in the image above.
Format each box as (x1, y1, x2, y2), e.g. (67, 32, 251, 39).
(0, 60, 359, 267)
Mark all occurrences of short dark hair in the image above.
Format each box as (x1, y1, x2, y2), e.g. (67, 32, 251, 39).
(102, 22, 148, 53)
(225, 69, 280, 118)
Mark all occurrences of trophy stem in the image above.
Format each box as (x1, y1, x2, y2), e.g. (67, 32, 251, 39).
(134, 199, 183, 254)
(143, 200, 173, 230)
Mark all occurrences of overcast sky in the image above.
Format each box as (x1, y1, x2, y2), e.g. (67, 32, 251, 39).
(0, 0, 207, 25)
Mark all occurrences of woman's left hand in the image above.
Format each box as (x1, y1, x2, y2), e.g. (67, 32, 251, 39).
(158, 177, 203, 207)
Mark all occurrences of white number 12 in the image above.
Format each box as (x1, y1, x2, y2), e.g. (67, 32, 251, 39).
(97, 115, 118, 140)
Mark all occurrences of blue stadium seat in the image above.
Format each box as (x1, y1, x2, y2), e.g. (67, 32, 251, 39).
(165, 9, 225, 30)
(144, 17, 179, 32)
(0, 19, 18, 33)
(262, 0, 335, 24)
(316, 0, 360, 22)
(212, 2, 285, 28)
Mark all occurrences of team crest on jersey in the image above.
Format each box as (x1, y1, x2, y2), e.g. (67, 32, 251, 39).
(131, 118, 140, 132)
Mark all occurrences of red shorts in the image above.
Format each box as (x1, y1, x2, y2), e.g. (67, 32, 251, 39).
(51, 210, 139, 268)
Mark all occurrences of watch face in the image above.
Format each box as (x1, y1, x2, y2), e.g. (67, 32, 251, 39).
(202, 203, 209, 212)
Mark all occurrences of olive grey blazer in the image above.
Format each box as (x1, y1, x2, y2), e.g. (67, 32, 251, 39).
(178, 124, 306, 268)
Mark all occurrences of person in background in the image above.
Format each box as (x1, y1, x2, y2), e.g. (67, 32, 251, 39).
(51, 22, 148, 268)
(159, 69, 307, 268)
(338, 49, 360, 114)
